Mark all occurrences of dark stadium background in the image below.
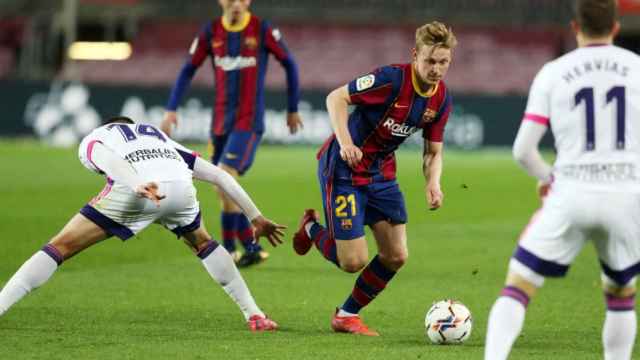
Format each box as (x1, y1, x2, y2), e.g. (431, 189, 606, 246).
(6, 0, 637, 148)
(2, 2, 640, 359)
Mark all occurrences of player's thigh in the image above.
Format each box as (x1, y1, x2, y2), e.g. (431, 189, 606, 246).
(49, 213, 110, 259)
(510, 192, 586, 284)
(319, 178, 367, 242)
(82, 183, 156, 241)
(219, 131, 262, 176)
(370, 221, 408, 270)
(159, 181, 202, 242)
(594, 192, 640, 287)
(365, 181, 408, 232)
(319, 178, 369, 270)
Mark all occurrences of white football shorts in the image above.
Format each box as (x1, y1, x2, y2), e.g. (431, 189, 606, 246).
(511, 183, 640, 286)
(79, 180, 201, 240)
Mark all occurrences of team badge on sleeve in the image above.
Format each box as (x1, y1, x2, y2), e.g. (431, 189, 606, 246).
(356, 74, 375, 91)
(189, 38, 198, 55)
(272, 28, 282, 41)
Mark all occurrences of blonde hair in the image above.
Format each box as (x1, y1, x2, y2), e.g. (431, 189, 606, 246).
(415, 21, 457, 51)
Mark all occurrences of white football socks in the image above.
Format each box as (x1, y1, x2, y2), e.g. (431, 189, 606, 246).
(200, 246, 264, 320)
(603, 310, 637, 360)
(304, 222, 314, 238)
(0, 251, 58, 316)
(337, 308, 358, 317)
(484, 296, 526, 360)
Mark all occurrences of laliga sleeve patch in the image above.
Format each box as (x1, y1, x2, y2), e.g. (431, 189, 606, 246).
(356, 74, 375, 91)
(272, 28, 282, 41)
(189, 37, 198, 55)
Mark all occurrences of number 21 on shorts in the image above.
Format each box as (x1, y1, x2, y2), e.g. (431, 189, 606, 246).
(335, 194, 357, 218)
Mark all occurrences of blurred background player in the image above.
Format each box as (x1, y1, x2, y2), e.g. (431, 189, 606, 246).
(160, 0, 303, 267)
(0, 116, 285, 331)
(484, 1, 640, 359)
(292, 22, 456, 336)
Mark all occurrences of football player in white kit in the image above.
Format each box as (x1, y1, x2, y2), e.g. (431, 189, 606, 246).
(0, 116, 285, 331)
(485, 1, 640, 359)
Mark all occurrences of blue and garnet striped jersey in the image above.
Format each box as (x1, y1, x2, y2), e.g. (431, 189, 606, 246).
(318, 63, 452, 185)
(166, 13, 300, 136)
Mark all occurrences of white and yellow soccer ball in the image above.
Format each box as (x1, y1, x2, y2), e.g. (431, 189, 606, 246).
(425, 299, 472, 345)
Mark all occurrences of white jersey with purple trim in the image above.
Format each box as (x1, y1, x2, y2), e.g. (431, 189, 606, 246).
(78, 123, 195, 183)
(525, 44, 640, 192)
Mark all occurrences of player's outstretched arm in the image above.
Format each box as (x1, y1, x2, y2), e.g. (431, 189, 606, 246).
(191, 157, 286, 246)
(327, 85, 362, 167)
(512, 120, 552, 183)
(423, 140, 444, 210)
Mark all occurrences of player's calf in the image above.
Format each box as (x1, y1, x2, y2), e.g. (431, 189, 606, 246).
(602, 276, 637, 360)
(186, 226, 273, 327)
(0, 214, 108, 316)
(485, 272, 540, 360)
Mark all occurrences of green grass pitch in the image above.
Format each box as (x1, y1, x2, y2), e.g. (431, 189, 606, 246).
(0, 141, 632, 359)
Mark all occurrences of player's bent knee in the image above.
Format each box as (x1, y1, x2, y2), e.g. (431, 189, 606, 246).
(505, 271, 540, 299)
(378, 251, 408, 270)
(602, 274, 637, 298)
(340, 258, 367, 273)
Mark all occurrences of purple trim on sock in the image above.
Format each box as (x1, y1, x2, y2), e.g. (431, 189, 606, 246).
(513, 246, 569, 277)
(79, 204, 134, 240)
(606, 293, 636, 312)
(501, 286, 530, 307)
(41, 244, 64, 265)
(600, 260, 640, 287)
(171, 212, 202, 238)
(197, 240, 220, 260)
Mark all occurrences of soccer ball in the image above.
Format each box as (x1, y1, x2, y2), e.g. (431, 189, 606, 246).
(425, 299, 473, 344)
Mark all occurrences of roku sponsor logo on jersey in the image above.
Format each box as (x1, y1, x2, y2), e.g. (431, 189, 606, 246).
(383, 118, 419, 137)
(214, 56, 257, 71)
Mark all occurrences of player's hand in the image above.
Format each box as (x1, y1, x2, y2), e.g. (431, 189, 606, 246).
(135, 182, 166, 206)
(286, 112, 303, 134)
(340, 144, 363, 168)
(426, 182, 444, 210)
(251, 215, 287, 247)
(160, 111, 178, 137)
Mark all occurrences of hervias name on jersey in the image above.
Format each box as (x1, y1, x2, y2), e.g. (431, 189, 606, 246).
(562, 58, 629, 84)
(124, 148, 180, 163)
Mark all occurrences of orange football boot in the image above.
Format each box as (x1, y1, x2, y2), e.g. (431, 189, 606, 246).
(247, 314, 278, 331)
(331, 308, 379, 336)
(292, 209, 319, 255)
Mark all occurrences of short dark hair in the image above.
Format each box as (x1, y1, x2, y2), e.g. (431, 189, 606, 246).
(105, 116, 135, 125)
(574, 0, 617, 37)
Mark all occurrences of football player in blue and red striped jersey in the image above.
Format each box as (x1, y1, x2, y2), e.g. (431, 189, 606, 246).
(162, 0, 302, 268)
(293, 22, 457, 336)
